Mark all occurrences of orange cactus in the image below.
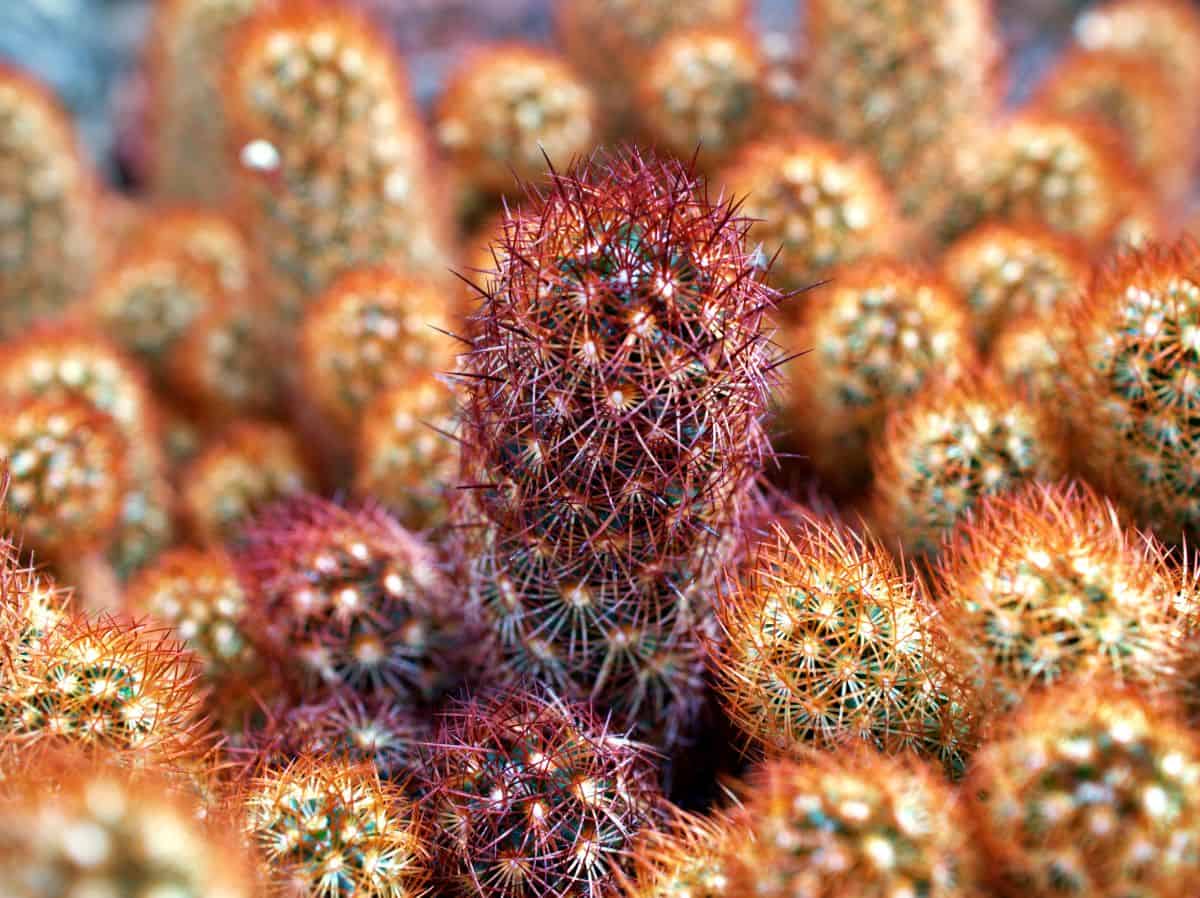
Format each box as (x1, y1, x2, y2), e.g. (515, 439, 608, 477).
(941, 113, 1141, 248)
(725, 752, 979, 898)
(868, 370, 1069, 558)
(0, 65, 100, 339)
(780, 259, 976, 492)
(1062, 239, 1200, 541)
(0, 614, 209, 765)
(225, 1, 448, 326)
(180, 420, 315, 546)
(805, 0, 1002, 231)
(1032, 48, 1189, 205)
(299, 267, 460, 431)
(940, 224, 1090, 345)
(557, 0, 746, 124)
(935, 482, 1190, 712)
(719, 135, 900, 294)
(147, 0, 265, 202)
(0, 550, 71, 684)
(625, 805, 746, 898)
(0, 750, 260, 898)
(990, 308, 1076, 404)
(712, 511, 978, 774)
(636, 28, 767, 170)
(436, 44, 598, 196)
(965, 679, 1200, 898)
(241, 753, 429, 898)
(355, 369, 459, 531)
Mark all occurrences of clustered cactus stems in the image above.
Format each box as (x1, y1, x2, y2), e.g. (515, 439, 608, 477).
(712, 512, 977, 774)
(171, 299, 278, 419)
(990, 308, 1076, 404)
(636, 28, 766, 171)
(725, 752, 979, 898)
(180, 420, 314, 545)
(624, 805, 744, 898)
(225, 1, 447, 327)
(781, 259, 976, 493)
(940, 114, 1136, 248)
(868, 370, 1069, 558)
(719, 136, 899, 296)
(0, 64, 100, 340)
(940, 224, 1090, 346)
(0, 614, 209, 765)
(936, 482, 1189, 713)
(299, 267, 459, 432)
(1032, 48, 1189, 206)
(804, 0, 1002, 231)
(0, 546, 71, 683)
(435, 45, 598, 198)
(148, 0, 264, 203)
(419, 690, 660, 898)
(557, 0, 747, 126)
(966, 680, 1200, 898)
(355, 369, 460, 531)
(241, 753, 428, 898)
(245, 688, 424, 780)
(0, 751, 260, 898)
(0, 396, 128, 561)
(234, 495, 479, 703)
(1063, 239, 1200, 543)
(457, 150, 781, 746)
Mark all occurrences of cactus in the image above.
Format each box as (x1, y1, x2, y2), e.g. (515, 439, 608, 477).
(418, 690, 660, 898)
(242, 753, 428, 898)
(456, 150, 780, 745)
(436, 44, 598, 197)
(126, 547, 257, 678)
(225, 1, 448, 327)
(711, 511, 978, 774)
(940, 224, 1090, 346)
(0, 64, 100, 339)
(719, 136, 900, 295)
(804, 0, 1002, 231)
(0, 751, 259, 898)
(1062, 239, 1200, 542)
(965, 679, 1200, 898)
(636, 28, 766, 170)
(180, 420, 315, 546)
(868, 370, 1069, 558)
(355, 369, 460, 531)
(0, 396, 128, 561)
(940, 113, 1139, 248)
(0, 550, 71, 684)
(935, 482, 1189, 712)
(0, 329, 175, 578)
(1033, 48, 1189, 205)
(624, 805, 745, 898)
(724, 752, 979, 898)
(0, 614, 209, 764)
(147, 0, 264, 202)
(299, 267, 459, 431)
(780, 259, 976, 492)
(234, 495, 481, 703)
(990, 308, 1075, 404)
(557, 0, 746, 125)
(242, 688, 425, 781)
(170, 300, 279, 419)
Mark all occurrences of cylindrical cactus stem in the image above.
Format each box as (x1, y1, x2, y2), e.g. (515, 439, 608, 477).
(147, 0, 265, 203)
(0, 65, 100, 339)
(455, 149, 782, 746)
(224, 1, 449, 330)
(804, 0, 1002, 235)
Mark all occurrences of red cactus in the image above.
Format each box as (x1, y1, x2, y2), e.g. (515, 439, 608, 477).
(234, 494, 484, 704)
(419, 689, 661, 898)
